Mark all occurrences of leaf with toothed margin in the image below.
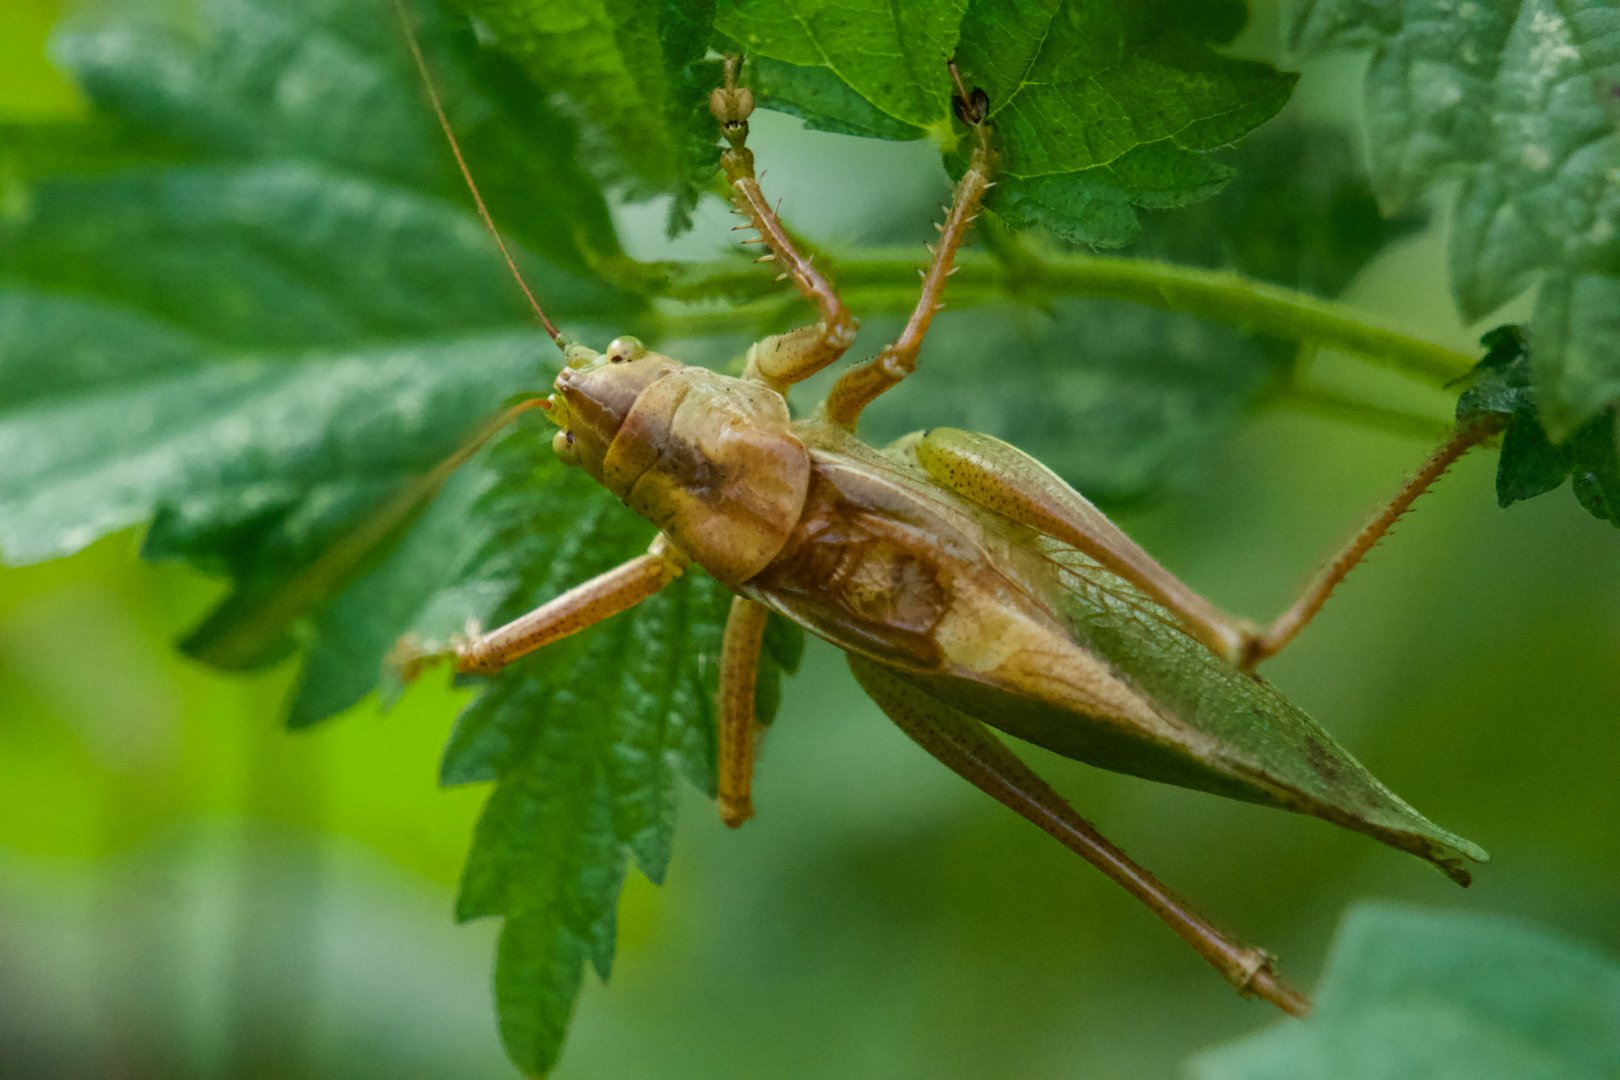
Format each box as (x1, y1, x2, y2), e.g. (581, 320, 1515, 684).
(1455, 325, 1620, 528)
(1, 1, 800, 1073)
(421, 428, 736, 1076)
(0, 0, 638, 685)
(407, 417, 805, 1073)
(1287, 0, 1620, 437)
(716, 0, 1297, 246)
(453, 0, 722, 231)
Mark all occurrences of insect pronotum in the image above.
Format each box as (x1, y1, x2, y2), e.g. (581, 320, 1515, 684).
(391, 0, 1494, 1020)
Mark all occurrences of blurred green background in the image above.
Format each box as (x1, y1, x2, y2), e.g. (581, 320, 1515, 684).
(3, 2, 1617, 1077)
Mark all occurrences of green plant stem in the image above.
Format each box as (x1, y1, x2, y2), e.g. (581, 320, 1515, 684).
(655, 249, 1478, 386)
(1277, 386, 1454, 441)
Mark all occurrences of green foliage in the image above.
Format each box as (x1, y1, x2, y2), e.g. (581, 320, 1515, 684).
(452, 0, 721, 230)
(4, 0, 1614, 1074)
(1456, 326, 1620, 526)
(715, 0, 1296, 245)
(717, 0, 965, 130)
(1191, 904, 1620, 1080)
(0, 0, 635, 672)
(1288, 0, 1620, 437)
(0, 4, 681, 1068)
(428, 433, 731, 1075)
(869, 122, 1409, 499)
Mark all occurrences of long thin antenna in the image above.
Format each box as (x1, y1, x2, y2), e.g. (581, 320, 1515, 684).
(390, 0, 566, 349)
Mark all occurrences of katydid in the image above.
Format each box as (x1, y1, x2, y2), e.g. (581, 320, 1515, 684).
(391, 10, 1490, 1019)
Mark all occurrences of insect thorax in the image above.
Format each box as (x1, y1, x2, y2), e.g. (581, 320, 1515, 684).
(557, 354, 812, 585)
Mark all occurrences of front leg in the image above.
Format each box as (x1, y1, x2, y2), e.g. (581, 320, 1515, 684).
(849, 655, 1311, 1018)
(711, 58, 859, 390)
(822, 71, 997, 429)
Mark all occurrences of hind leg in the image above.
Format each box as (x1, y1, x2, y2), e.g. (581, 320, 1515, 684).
(849, 655, 1311, 1017)
(905, 421, 1498, 670)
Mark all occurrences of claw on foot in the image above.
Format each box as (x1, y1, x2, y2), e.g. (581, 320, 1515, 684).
(718, 792, 755, 829)
(386, 633, 445, 684)
(387, 618, 483, 683)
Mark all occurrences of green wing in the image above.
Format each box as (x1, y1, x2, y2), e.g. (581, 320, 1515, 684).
(1047, 546, 1486, 882)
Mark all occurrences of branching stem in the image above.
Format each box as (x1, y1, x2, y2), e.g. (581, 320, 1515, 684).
(654, 247, 1478, 389)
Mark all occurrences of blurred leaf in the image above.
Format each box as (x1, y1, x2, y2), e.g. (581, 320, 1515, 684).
(1190, 903, 1620, 1080)
(866, 299, 1284, 502)
(754, 612, 805, 726)
(1570, 419, 1620, 523)
(1288, 0, 1620, 436)
(1456, 326, 1620, 527)
(458, 0, 721, 229)
(1148, 122, 1425, 299)
(430, 429, 730, 1076)
(718, 0, 1296, 246)
(867, 121, 1405, 501)
(287, 460, 506, 728)
(0, 0, 639, 672)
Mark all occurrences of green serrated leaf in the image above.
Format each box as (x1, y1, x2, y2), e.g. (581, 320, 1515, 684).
(989, 141, 1237, 248)
(717, 0, 966, 132)
(869, 121, 1403, 500)
(720, 0, 1296, 247)
(0, 0, 641, 682)
(1289, 0, 1620, 434)
(1454, 325, 1620, 525)
(287, 461, 506, 728)
(1189, 903, 1620, 1080)
(956, 0, 1296, 244)
(741, 55, 927, 140)
(459, 0, 720, 229)
(431, 428, 731, 1075)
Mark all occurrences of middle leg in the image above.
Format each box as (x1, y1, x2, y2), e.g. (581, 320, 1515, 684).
(716, 596, 770, 827)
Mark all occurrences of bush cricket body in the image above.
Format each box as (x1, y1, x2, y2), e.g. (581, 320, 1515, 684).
(390, 2, 1492, 1020)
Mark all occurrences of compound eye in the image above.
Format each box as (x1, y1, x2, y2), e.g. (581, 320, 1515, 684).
(606, 336, 647, 364)
(552, 429, 580, 466)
